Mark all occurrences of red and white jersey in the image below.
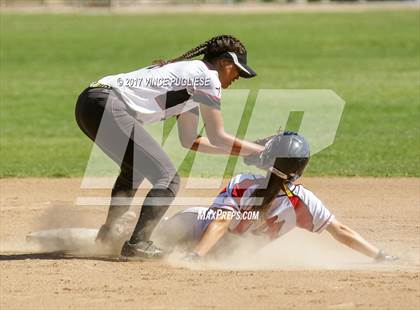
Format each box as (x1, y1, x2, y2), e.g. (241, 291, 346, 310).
(97, 60, 221, 124)
(209, 173, 334, 239)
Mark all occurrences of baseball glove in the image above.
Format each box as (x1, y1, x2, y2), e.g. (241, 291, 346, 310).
(253, 134, 277, 147)
(243, 133, 278, 167)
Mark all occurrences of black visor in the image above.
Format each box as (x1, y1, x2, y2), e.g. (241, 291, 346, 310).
(219, 52, 257, 79)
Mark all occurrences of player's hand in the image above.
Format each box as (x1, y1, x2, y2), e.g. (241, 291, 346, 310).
(253, 134, 276, 146)
(244, 134, 277, 167)
(243, 151, 263, 167)
(244, 134, 279, 167)
(374, 249, 398, 262)
(182, 252, 201, 263)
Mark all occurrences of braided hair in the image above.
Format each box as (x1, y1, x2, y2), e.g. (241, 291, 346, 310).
(153, 35, 247, 65)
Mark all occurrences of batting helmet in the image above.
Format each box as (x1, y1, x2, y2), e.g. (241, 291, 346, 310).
(260, 131, 310, 182)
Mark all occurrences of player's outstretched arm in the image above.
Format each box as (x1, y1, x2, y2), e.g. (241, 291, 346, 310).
(177, 110, 227, 154)
(199, 104, 264, 156)
(325, 218, 397, 262)
(192, 210, 233, 257)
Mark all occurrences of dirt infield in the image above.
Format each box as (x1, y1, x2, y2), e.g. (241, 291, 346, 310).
(0, 177, 419, 310)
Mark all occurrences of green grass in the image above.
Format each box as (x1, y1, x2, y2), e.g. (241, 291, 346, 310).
(1, 11, 419, 177)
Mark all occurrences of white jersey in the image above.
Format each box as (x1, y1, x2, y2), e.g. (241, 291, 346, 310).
(97, 60, 221, 124)
(180, 173, 334, 241)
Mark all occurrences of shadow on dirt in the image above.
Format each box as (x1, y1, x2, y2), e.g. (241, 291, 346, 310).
(0, 252, 122, 262)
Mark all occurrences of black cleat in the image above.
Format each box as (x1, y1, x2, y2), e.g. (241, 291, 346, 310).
(120, 240, 165, 259)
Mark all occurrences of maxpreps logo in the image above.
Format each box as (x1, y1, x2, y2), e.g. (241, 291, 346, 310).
(197, 209, 260, 221)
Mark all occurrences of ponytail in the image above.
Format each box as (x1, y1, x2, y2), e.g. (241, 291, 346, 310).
(167, 40, 209, 63)
(251, 171, 286, 220)
(153, 34, 247, 65)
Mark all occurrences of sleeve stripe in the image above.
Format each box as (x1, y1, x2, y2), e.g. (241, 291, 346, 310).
(192, 90, 221, 109)
(314, 214, 333, 233)
(194, 89, 220, 102)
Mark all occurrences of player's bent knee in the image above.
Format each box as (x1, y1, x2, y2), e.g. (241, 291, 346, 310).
(168, 172, 180, 196)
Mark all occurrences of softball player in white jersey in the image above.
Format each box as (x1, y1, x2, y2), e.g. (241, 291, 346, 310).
(75, 35, 262, 259)
(156, 132, 397, 262)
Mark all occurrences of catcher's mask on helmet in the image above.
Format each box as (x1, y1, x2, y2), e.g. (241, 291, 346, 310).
(260, 131, 310, 182)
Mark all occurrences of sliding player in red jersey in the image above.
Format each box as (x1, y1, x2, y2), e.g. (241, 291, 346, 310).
(155, 132, 397, 263)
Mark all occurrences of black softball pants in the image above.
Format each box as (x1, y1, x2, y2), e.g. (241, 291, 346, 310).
(75, 87, 180, 244)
